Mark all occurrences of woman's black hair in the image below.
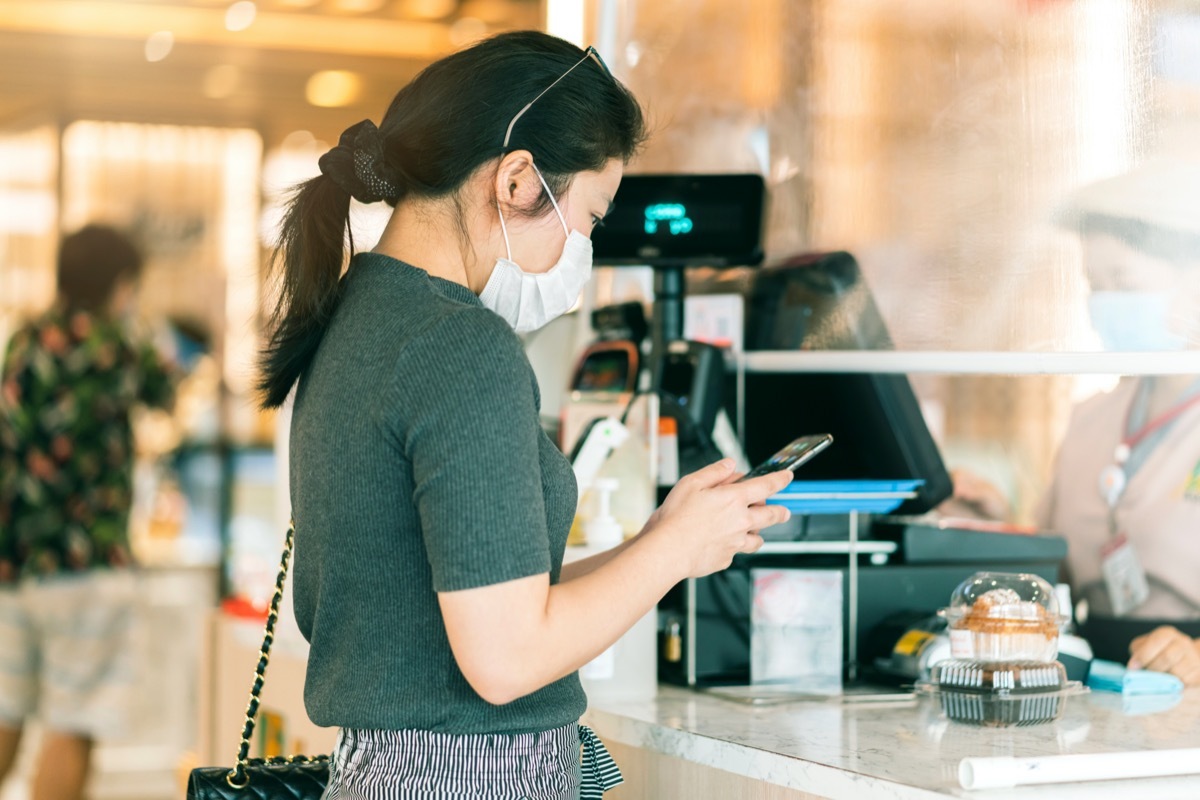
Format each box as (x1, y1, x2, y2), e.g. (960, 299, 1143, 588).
(258, 30, 646, 408)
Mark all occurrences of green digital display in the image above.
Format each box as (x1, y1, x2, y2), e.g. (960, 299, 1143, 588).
(644, 203, 693, 235)
(591, 174, 765, 267)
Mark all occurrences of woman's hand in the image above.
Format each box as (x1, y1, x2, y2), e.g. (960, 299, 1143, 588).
(440, 460, 788, 705)
(646, 458, 792, 579)
(1128, 626, 1200, 687)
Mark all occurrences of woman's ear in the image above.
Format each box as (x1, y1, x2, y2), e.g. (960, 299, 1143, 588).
(493, 150, 543, 214)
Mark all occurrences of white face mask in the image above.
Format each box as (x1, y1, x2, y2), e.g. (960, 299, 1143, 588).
(479, 164, 593, 333)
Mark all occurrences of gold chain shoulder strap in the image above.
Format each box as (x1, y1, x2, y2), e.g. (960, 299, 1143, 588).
(225, 521, 330, 789)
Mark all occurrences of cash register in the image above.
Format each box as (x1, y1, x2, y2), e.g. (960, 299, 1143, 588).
(654, 252, 1069, 690)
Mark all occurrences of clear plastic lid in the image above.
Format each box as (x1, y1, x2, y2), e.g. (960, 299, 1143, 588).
(941, 572, 1065, 628)
(938, 572, 1067, 662)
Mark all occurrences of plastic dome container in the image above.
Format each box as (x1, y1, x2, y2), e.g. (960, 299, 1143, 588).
(939, 572, 1067, 663)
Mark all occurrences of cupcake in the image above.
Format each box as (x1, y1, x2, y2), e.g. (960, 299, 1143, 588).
(942, 573, 1064, 663)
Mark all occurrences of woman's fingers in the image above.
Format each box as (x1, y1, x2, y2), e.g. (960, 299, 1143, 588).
(717, 470, 747, 486)
(746, 503, 790, 531)
(682, 458, 736, 490)
(736, 470, 793, 504)
(740, 533, 765, 554)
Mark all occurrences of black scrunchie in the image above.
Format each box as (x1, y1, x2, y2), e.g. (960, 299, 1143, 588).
(318, 119, 401, 204)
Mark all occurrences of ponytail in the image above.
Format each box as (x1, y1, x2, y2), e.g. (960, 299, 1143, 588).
(258, 32, 646, 408)
(258, 121, 402, 409)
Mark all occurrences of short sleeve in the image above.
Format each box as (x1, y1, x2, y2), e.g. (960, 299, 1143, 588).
(386, 310, 552, 592)
(129, 334, 177, 411)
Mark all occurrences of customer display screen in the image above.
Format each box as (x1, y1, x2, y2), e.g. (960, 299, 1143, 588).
(591, 174, 766, 267)
(573, 348, 633, 392)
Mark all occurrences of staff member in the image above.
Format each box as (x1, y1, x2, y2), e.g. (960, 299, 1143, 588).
(956, 158, 1200, 685)
(1043, 157, 1200, 683)
(259, 32, 790, 799)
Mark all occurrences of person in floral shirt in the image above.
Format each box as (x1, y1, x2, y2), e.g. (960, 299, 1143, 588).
(0, 225, 175, 800)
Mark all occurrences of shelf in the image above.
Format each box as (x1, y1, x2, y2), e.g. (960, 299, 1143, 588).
(737, 350, 1200, 376)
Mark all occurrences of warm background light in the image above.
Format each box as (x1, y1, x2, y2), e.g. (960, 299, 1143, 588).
(461, 0, 516, 25)
(399, 0, 457, 20)
(332, 0, 387, 12)
(144, 30, 175, 62)
(449, 15, 486, 46)
(225, 0, 257, 32)
(305, 69, 363, 107)
(545, 0, 584, 47)
(203, 64, 242, 99)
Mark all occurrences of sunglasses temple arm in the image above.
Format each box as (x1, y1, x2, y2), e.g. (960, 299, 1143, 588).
(503, 102, 534, 149)
(501, 50, 594, 149)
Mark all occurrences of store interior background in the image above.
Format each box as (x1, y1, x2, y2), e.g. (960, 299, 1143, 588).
(0, 0, 1198, 797)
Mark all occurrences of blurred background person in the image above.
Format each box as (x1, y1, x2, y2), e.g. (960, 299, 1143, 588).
(950, 158, 1200, 684)
(0, 225, 176, 800)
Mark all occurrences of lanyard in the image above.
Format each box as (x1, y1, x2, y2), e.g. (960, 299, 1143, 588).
(1099, 381, 1200, 511)
(1115, 384, 1200, 465)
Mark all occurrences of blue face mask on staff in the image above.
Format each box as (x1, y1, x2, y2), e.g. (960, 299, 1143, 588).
(1088, 291, 1186, 351)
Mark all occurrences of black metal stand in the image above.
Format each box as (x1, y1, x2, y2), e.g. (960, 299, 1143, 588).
(650, 266, 686, 384)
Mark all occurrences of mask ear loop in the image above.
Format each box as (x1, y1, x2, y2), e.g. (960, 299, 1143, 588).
(531, 163, 569, 237)
(496, 201, 513, 260)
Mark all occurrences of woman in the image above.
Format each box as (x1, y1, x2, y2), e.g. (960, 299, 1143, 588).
(259, 32, 791, 799)
(0, 225, 175, 800)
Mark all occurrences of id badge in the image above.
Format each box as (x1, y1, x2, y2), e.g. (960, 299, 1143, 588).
(1100, 533, 1150, 616)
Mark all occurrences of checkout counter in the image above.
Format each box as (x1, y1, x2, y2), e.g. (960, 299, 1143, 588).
(197, 174, 1200, 799)
(198, 620, 1200, 799)
(581, 684, 1200, 799)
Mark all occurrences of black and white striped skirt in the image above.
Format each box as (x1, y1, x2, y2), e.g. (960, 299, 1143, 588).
(321, 722, 622, 799)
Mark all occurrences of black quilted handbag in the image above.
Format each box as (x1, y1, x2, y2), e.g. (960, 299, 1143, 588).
(187, 523, 330, 799)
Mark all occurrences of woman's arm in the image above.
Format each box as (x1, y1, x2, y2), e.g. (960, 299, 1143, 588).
(439, 526, 682, 704)
(438, 462, 791, 705)
(558, 533, 642, 582)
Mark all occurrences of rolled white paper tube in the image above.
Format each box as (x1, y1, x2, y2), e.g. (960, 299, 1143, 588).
(959, 749, 1200, 790)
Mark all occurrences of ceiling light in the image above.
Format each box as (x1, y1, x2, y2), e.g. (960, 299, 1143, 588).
(144, 30, 174, 62)
(226, 1, 258, 32)
(204, 64, 242, 99)
(305, 70, 363, 108)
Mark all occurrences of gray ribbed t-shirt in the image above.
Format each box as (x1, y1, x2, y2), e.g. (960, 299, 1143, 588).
(290, 251, 585, 735)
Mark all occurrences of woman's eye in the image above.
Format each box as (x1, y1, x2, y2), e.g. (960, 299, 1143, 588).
(591, 215, 605, 228)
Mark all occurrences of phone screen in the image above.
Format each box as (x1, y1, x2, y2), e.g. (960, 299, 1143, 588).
(739, 434, 833, 481)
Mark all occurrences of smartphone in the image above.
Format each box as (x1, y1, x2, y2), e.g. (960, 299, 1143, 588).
(738, 433, 833, 481)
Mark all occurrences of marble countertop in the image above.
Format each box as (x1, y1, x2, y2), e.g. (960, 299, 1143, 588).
(583, 685, 1200, 800)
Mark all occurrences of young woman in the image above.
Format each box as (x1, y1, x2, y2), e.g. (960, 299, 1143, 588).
(260, 31, 791, 799)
